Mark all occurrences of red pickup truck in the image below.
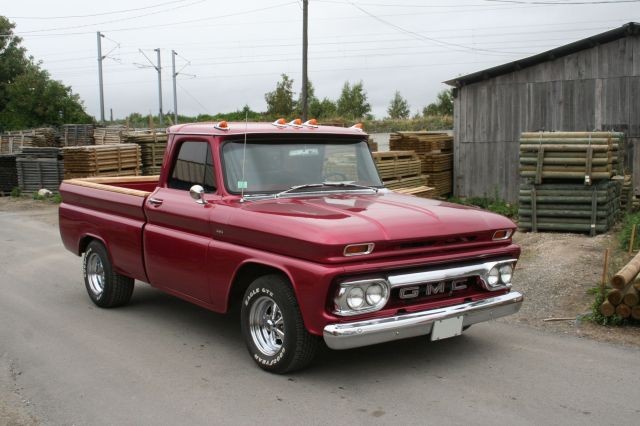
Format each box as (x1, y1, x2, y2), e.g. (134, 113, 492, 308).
(59, 120, 523, 373)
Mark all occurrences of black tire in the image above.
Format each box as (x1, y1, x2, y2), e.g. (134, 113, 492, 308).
(240, 275, 319, 373)
(83, 241, 134, 308)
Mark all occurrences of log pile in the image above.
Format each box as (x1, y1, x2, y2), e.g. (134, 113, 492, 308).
(62, 144, 141, 179)
(389, 132, 453, 196)
(373, 150, 435, 198)
(518, 131, 624, 236)
(122, 130, 167, 175)
(0, 155, 18, 194)
(94, 126, 126, 145)
(16, 148, 64, 193)
(619, 175, 633, 214)
(60, 124, 95, 146)
(600, 252, 640, 321)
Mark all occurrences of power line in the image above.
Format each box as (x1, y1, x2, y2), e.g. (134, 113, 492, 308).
(485, 0, 639, 4)
(7, 0, 197, 19)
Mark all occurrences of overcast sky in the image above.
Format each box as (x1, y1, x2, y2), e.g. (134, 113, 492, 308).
(3, 0, 637, 120)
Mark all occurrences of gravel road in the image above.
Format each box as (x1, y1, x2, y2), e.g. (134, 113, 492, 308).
(1, 199, 639, 425)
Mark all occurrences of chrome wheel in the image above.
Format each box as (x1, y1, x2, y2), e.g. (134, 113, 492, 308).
(249, 296, 285, 356)
(86, 252, 105, 298)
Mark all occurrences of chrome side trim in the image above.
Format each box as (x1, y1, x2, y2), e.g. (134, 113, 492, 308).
(323, 291, 523, 350)
(387, 258, 517, 291)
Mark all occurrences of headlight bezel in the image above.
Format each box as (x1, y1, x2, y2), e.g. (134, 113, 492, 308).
(334, 278, 390, 316)
(480, 260, 515, 291)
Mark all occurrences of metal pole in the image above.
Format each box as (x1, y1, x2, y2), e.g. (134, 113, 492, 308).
(172, 50, 178, 124)
(97, 32, 105, 123)
(301, 0, 309, 121)
(155, 48, 164, 125)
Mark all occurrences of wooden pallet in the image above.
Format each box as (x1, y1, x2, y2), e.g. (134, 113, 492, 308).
(373, 151, 422, 180)
(394, 185, 436, 198)
(94, 127, 126, 145)
(123, 131, 168, 176)
(62, 144, 141, 178)
(389, 132, 453, 154)
(0, 155, 18, 193)
(383, 175, 428, 190)
(60, 124, 95, 146)
(421, 153, 453, 173)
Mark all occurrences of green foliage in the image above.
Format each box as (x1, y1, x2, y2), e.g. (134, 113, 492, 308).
(0, 17, 92, 130)
(618, 211, 640, 251)
(264, 74, 295, 117)
(10, 187, 21, 197)
(387, 91, 410, 119)
(309, 97, 337, 120)
(587, 287, 626, 326)
(423, 89, 454, 117)
(448, 193, 517, 218)
(336, 81, 371, 120)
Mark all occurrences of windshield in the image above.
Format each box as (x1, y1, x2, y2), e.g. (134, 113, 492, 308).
(222, 139, 383, 195)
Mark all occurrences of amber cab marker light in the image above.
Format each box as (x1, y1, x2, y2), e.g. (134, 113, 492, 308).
(492, 229, 513, 240)
(343, 243, 375, 257)
(303, 119, 318, 128)
(214, 120, 229, 130)
(289, 118, 303, 127)
(350, 123, 364, 131)
(272, 118, 287, 128)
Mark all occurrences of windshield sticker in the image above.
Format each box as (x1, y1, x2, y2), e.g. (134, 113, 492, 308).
(237, 181, 248, 189)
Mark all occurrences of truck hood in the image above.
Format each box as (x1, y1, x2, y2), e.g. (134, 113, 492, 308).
(221, 192, 516, 263)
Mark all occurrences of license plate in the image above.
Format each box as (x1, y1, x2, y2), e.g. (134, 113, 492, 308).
(430, 316, 464, 341)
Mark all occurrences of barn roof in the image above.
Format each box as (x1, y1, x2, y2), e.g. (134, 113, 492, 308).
(445, 22, 639, 88)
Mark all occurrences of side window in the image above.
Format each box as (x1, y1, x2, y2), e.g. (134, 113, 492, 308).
(168, 141, 216, 192)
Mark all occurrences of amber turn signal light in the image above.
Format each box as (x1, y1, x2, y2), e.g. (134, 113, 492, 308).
(492, 230, 513, 240)
(343, 243, 375, 257)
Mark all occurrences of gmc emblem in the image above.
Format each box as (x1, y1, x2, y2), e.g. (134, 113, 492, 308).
(398, 279, 468, 299)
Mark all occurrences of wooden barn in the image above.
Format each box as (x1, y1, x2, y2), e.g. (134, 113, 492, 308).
(445, 22, 640, 203)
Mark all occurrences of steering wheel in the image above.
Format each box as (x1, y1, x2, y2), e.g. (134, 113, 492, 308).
(323, 172, 348, 182)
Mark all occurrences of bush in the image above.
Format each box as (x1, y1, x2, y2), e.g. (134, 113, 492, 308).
(448, 194, 517, 219)
(10, 187, 21, 197)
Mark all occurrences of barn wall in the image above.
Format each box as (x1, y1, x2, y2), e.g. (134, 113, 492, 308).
(454, 34, 640, 202)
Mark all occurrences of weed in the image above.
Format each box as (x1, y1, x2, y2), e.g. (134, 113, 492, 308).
(618, 211, 640, 251)
(10, 187, 21, 197)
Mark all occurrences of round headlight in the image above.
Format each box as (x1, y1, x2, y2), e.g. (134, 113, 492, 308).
(346, 287, 365, 309)
(365, 283, 384, 306)
(499, 264, 513, 284)
(487, 267, 500, 287)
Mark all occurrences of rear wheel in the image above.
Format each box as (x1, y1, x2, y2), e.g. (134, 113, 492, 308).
(83, 241, 134, 308)
(240, 275, 319, 373)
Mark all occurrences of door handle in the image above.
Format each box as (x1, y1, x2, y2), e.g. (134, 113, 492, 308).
(148, 197, 163, 207)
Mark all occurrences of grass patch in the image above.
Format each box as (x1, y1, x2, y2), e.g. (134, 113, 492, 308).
(10, 187, 21, 197)
(448, 195, 518, 219)
(618, 211, 640, 251)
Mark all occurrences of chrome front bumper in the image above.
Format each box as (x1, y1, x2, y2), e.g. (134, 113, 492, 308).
(323, 291, 523, 350)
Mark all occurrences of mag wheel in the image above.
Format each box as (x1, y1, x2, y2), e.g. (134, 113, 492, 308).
(241, 275, 319, 373)
(83, 241, 134, 308)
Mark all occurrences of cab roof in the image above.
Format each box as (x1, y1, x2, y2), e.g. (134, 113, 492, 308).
(167, 122, 368, 137)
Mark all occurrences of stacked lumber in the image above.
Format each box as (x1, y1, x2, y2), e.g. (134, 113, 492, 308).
(16, 148, 64, 193)
(0, 155, 18, 194)
(394, 186, 436, 198)
(122, 130, 167, 175)
(518, 181, 620, 235)
(62, 144, 141, 179)
(373, 151, 421, 180)
(94, 126, 126, 145)
(518, 131, 625, 236)
(599, 252, 640, 321)
(367, 137, 378, 152)
(619, 175, 633, 214)
(389, 132, 453, 196)
(60, 124, 95, 146)
(519, 131, 623, 184)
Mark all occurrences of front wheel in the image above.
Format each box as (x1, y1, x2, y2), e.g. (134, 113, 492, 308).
(83, 241, 134, 308)
(240, 275, 319, 373)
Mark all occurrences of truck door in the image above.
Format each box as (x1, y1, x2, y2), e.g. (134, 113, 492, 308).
(143, 138, 218, 303)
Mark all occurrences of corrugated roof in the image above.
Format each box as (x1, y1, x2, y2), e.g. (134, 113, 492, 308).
(445, 22, 639, 88)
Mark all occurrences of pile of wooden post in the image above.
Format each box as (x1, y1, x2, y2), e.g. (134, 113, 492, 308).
(619, 175, 634, 214)
(600, 252, 640, 320)
(519, 132, 623, 183)
(62, 144, 141, 179)
(16, 148, 64, 193)
(60, 124, 95, 146)
(94, 126, 126, 145)
(0, 155, 18, 194)
(122, 130, 167, 175)
(373, 150, 435, 198)
(518, 181, 620, 234)
(389, 132, 453, 196)
(0, 128, 57, 154)
(519, 131, 624, 236)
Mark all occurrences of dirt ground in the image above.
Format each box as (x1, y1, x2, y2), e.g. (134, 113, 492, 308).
(1, 196, 639, 348)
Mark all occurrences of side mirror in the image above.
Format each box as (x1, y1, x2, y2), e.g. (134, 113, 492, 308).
(189, 185, 208, 205)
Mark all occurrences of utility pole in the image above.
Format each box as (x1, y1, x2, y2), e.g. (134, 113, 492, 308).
(172, 50, 178, 124)
(155, 48, 164, 125)
(97, 31, 105, 123)
(301, 0, 309, 121)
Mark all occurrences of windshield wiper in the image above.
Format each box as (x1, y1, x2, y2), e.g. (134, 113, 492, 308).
(275, 182, 378, 198)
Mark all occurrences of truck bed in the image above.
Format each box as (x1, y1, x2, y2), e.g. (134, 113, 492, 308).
(59, 176, 160, 282)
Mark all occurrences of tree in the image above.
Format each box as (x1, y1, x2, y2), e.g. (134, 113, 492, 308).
(309, 97, 337, 120)
(336, 81, 371, 120)
(264, 74, 295, 117)
(0, 16, 92, 130)
(294, 80, 317, 117)
(386, 91, 410, 119)
(423, 89, 453, 116)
